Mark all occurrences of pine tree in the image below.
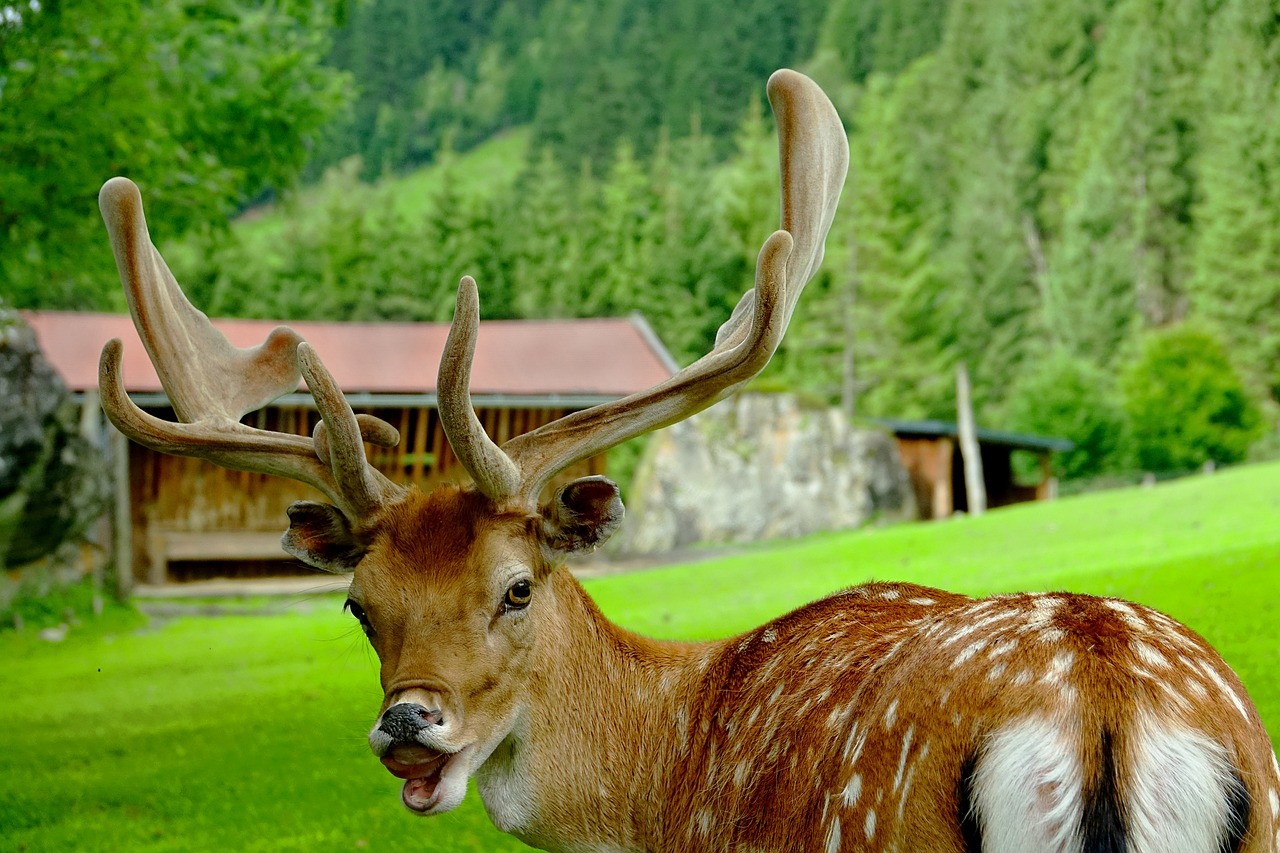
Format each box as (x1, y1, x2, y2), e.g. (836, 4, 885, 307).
(1188, 0, 1280, 400)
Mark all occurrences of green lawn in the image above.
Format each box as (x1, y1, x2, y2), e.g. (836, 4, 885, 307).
(2, 462, 1278, 851)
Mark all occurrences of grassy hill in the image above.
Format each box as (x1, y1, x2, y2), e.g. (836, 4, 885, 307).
(219, 128, 530, 261)
(2, 461, 1277, 851)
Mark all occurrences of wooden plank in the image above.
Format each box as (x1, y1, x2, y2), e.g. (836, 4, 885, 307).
(429, 408, 448, 482)
(161, 531, 288, 561)
(411, 406, 429, 482)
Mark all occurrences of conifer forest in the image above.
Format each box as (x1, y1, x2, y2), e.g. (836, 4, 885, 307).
(4, 0, 1279, 481)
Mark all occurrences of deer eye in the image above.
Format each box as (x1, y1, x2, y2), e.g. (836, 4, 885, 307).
(345, 599, 373, 635)
(503, 580, 533, 611)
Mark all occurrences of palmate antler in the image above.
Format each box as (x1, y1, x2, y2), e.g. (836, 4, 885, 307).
(97, 178, 407, 521)
(440, 68, 849, 506)
(97, 68, 846, 527)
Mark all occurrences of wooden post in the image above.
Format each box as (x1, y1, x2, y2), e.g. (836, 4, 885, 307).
(108, 424, 134, 599)
(840, 232, 859, 422)
(956, 364, 986, 517)
(933, 437, 954, 520)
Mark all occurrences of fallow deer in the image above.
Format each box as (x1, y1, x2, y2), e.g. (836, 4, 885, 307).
(97, 70, 1278, 853)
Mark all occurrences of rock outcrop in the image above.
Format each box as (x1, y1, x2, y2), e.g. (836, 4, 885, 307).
(616, 394, 916, 554)
(0, 310, 109, 571)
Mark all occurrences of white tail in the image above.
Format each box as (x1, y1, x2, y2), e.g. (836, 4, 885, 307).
(96, 70, 1278, 852)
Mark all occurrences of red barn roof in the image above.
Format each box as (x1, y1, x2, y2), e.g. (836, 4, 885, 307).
(23, 312, 677, 401)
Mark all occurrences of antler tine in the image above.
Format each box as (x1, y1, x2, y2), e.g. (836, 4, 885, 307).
(437, 276, 522, 500)
(99, 178, 304, 422)
(485, 68, 848, 505)
(97, 177, 405, 520)
(299, 343, 408, 515)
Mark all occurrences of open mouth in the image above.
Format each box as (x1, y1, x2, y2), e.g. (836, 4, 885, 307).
(380, 743, 469, 814)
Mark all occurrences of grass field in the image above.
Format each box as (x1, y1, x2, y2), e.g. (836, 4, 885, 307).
(2, 461, 1278, 851)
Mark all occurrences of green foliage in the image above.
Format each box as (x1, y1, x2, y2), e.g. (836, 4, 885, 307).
(14, 0, 1280, 482)
(1188, 0, 1280, 400)
(312, 0, 827, 177)
(1, 0, 347, 310)
(0, 575, 141, 634)
(1119, 325, 1263, 472)
(1003, 350, 1126, 479)
(3, 462, 1278, 850)
(818, 0, 949, 83)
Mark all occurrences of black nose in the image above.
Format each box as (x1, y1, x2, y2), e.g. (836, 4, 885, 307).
(378, 703, 444, 740)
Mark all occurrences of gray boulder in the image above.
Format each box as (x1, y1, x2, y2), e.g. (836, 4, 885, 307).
(616, 393, 916, 554)
(0, 310, 109, 569)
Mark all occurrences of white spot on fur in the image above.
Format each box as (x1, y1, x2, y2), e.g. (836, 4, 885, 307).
(909, 597, 936, 606)
(952, 638, 990, 669)
(989, 637, 1018, 658)
(879, 588, 901, 600)
(823, 815, 841, 853)
(972, 717, 1083, 852)
(1185, 677, 1209, 700)
(843, 721, 866, 764)
(1268, 787, 1278, 819)
(842, 773, 863, 807)
(893, 726, 915, 791)
(1103, 599, 1136, 616)
(1043, 649, 1075, 683)
(1132, 640, 1170, 670)
(1038, 628, 1067, 643)
(940, 621, 983, 648)
(1200, 662, 1250, 721)
(1127, 721, 1241, 853)
(1011, 669, 1033, 687)
(1157, 679, 1191, 712)
(864, 808, 877, 839)
(733, 760, 750, 789)
(987, 661, 1008, 682)
(1026, 596, 1063, 629)
(768, 682, 785, 706)
(695, 808, 713, 837)
(883, 698, 899, 730)
(827, 704, 854, 731)
(897, 761, 918, 822)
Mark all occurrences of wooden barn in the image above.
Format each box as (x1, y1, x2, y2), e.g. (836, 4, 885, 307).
(875, 418, 1073, 521)
(26, 311, 677, 587)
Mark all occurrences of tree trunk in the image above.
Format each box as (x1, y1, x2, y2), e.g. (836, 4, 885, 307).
(956, 363, 986, 516)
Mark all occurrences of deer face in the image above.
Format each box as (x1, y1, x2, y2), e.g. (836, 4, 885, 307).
(283, 478, 624, 815)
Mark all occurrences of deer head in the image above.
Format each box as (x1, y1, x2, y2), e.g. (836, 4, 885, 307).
(99, 69, 849, 826)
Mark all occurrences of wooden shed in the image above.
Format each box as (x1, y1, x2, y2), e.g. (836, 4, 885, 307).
(874, 418, 1072, 521)
(26, 311, 677, 586)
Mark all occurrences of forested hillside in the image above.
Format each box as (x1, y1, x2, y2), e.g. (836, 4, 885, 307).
(4, 0, 1278, 480)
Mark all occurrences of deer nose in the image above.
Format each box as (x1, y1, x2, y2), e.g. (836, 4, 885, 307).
(377, 702, 445, 741)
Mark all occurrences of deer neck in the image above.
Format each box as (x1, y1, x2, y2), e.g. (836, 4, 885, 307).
(473, 567, 718, 852)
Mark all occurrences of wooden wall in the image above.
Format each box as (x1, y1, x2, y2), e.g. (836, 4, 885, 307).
(893, 435, 1049, 521)
(129, 404, 606, 583)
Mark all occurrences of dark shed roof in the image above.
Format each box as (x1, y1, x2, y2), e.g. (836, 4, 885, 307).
(873, 418, 1074, 453)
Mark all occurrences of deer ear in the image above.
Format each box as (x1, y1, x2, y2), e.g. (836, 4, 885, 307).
(541, 476, 625, 556)
(282, 500, 366, 572)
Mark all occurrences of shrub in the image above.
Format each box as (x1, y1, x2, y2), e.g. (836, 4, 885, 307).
(1004, 350, 1126, 480)
(1119, 325, 1263, 472)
